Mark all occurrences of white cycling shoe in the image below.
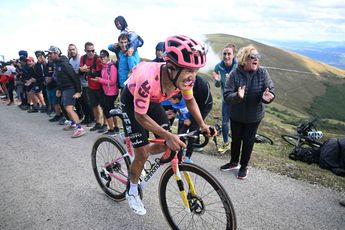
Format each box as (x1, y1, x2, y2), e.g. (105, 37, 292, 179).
(126, 192, 146, 215)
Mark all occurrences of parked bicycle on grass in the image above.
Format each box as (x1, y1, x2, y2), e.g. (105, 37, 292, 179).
(281, 118, 323, 149)
(91, 108, 237, 229)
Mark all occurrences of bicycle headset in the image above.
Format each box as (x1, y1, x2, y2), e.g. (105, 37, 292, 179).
(163, 35, 207, 88)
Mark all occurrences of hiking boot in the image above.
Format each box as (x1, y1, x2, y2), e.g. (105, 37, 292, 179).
(237, 167, 248, 180)
(97, 124, 108, 133)
(126, 192, 146, 215)
(90, 123, 102, 131)
(220, 162, 240, 172)
(218, 142, 230, 154)
(71, 128, 86, 138)
(49, 115, 61, 122)
(63, 123, 76, 131)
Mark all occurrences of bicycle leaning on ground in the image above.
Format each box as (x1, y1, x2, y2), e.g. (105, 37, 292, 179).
(281, 118, 323, 150)
(91, 108, 237, 229)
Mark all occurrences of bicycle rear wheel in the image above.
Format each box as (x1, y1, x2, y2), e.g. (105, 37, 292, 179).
(255, 134, 274, 145)
(159, 163, 236, 230)
(281, 134, 299, 146)
(91, 135, 130, 201)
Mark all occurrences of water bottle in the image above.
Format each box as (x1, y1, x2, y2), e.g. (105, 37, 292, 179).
(307, 131, 323, 139)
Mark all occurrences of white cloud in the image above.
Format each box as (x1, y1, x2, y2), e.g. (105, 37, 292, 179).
(0, 0, 344, 71)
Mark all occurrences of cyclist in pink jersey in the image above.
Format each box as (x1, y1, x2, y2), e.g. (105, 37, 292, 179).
(121, 35, 215, 215)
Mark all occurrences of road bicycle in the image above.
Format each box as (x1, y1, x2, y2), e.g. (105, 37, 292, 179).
(91, 108, 237, 229)
(208, 116, 274, 150)
(281, 118, 323, 149)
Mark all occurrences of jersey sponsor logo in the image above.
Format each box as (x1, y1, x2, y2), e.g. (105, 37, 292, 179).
(135, 98, 146, 109)
(130, 133, 142, 139)
(132, 139, 143, 146)
(138, 80, 150, 98)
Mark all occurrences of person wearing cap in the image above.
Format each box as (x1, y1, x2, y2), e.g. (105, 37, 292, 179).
(31, 50, 48, 113)
(47, 45, 86, 138)
(152, 41, 165, 62)
(89, 49, 120, 134)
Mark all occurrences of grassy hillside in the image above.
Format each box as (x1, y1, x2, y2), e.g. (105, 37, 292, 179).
(203, 33, 345, 190)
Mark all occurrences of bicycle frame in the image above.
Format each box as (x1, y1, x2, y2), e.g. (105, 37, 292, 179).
(103, 134, 195, 211)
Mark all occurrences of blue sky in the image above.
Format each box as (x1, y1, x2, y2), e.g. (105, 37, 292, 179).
(0, 0, 344, 69)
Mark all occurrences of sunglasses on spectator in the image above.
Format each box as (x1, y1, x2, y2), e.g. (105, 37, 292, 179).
(86, 50, 95, 53)
(223, 52, 233, 56)
(249, 53, 261, 60)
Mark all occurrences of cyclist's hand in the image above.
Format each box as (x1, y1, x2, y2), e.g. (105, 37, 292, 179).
(200, 124, 217, 137)
(165, 133, 186, 152)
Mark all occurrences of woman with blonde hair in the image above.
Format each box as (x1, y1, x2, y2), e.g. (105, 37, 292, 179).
(221, 44, 275, 179)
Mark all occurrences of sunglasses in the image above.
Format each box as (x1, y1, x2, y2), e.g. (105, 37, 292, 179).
(223, 52, 233, 56)
(249, 53, 261, 60)
(86, 50, 95, 53)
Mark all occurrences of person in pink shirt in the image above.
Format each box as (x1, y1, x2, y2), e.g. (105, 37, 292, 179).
(121, 35, 215, 215)
(89, 50, 119, 134)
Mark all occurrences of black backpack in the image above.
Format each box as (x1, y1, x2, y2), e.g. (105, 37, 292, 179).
(289, 147, 320, 164)
(319, 137, 345, 176)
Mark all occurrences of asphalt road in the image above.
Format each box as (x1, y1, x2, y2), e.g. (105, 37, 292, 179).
(1, 104, 344, 230)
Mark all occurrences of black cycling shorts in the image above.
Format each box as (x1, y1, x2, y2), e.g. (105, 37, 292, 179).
(121, 86, 170, 148)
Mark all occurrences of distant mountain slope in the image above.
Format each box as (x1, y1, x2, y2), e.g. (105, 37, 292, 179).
(205, 34, 345, 121)
(260, 40, 345, 70)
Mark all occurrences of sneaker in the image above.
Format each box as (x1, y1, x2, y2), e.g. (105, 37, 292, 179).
(183, 157, 193, 164)
(90, 123, 102, 131)
(97, 124, 108, 133)
(220, 162, 240, 172)
(27, 107, 38, 113)
(71, 128, 86, 138)
(114, 126, 120, 133)
(63, 124, 77, 131)
(39, 106, 47, 113)
(49, 115, 61, 122)
(104, 129, 115, 135)
(126, 192, 146, 215)
(218, 142, 230, 154)
(237, 167, 248, 180)
(58, 117, 67, 125)
(340, 200, 345, 207)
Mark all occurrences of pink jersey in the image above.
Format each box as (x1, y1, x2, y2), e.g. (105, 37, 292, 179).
(126, 62, 194, 114)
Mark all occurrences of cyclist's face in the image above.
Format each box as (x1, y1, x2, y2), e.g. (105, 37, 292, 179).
(176, 68, 198, 90)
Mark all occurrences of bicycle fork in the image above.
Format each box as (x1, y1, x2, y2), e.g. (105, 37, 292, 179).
(171, 157, 196, 213)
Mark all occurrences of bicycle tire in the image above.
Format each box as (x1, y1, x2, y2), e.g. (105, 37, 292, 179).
(255, 134, 274, 145)
(91, 135, 130, 201)
(159, 163, 236, 230)
(281, 134, 299, 146)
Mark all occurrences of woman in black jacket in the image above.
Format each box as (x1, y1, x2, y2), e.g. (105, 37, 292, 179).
(221, 44, 275, 179)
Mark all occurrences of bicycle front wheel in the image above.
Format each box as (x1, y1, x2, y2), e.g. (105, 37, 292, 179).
(255, 134, 274, 145)
(91, 135, 130, 201)
(159, 163, 236, 230)
(281, 134, 299, 146)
